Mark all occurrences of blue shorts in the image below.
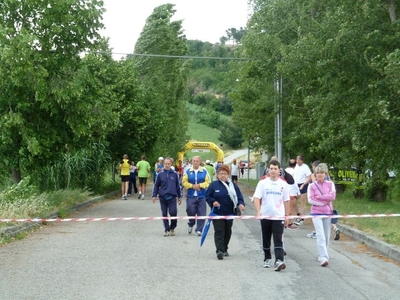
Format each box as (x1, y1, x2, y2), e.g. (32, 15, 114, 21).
(298, 183, 309, 194)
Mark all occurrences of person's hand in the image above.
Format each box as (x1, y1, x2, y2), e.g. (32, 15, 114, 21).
(152, 197, 157, 203)
(238, 204, 245, 211)
(213, 201, 220, 207)
(178, 198, 182, 205)
(256, 211, 262, 218)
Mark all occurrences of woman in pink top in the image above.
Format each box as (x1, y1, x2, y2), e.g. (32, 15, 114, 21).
(307, 163, 336, 267)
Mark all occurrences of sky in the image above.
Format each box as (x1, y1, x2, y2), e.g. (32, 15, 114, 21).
(101, 0, 250, 58)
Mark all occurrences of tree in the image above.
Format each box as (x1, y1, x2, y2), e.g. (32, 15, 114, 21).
(0, 0, 107, 183)
(133, 4, 189, 159)
(233, 0, 400, 176)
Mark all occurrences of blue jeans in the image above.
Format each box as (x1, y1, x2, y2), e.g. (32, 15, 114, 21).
(128, 173, 138, 195)
(186, 196, 206, 232)
(159, 196, 178, 231)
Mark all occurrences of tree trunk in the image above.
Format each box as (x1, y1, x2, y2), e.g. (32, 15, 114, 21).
(387, 0, 397, 23)
(11, 169, 21, 183)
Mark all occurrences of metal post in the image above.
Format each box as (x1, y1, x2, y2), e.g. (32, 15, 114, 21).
(274, 77, 283, 164)
(247, 140, 250, 181)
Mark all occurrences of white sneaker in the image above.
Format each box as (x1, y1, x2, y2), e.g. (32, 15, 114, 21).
(188, 226, 193, 234)
(274, 260, 286, 271)
(263, 259, 271, 268)
(195, 231, 202, 236)
(138, 192, 142, 199)
(307, 231, 317, 239)
(141, 194, 145, 200)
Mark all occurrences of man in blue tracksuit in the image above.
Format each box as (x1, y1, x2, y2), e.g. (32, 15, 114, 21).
(182, 156, 211, 236)
(152, 157, 182, 237)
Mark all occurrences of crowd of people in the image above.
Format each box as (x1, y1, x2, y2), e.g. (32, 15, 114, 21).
(118, 153, 338, 269)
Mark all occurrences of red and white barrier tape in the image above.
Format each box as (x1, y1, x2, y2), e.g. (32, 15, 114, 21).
(1, 214, 400, 223)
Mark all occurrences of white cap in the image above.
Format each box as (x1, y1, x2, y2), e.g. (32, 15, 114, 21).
(206, 159, 210, 164)
(158, 157, 164, 160)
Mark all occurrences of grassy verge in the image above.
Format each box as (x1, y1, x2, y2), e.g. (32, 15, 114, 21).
(238, 179, 400, 246)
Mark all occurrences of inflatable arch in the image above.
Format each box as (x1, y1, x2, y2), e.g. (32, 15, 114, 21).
(177, 141, 224, 163)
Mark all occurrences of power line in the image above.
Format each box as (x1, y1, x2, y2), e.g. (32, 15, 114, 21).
(91, 51, 253, 60)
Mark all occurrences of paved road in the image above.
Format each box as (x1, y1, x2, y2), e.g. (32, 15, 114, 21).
(0, 184, 399, 300)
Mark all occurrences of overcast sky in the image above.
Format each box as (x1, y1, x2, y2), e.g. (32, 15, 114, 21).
(101, 0, 250, 58)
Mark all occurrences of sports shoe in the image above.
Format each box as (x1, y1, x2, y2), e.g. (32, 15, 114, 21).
(163, 231, 170, 237)
(287, 223, 299, 230)
(307, 231, 317, 239)
(217, 251, 224, 260)
(263, 259, 271, 268)
(223, 251, 229, 257)
(334, 228, 340, 240)
(138, 192, 141, 199)
(170, 229, 175, 236)
(127, 194, 131, 197)
(274, 260, 286, 271)
(188, 226, 193, 234)
(196, 231, 202, 236)
(321, 260, 329, 267)
(293, 218, 302, 226)
(299, 218, 305, 225)
(141, 194, 145, 200)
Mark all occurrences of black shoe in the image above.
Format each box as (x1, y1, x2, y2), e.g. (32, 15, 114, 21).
(334, 228, 340, 240)
(223, 251, 229, 257)
(217, 251, 224, 260)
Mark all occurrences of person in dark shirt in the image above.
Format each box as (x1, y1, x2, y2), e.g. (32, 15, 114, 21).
(152, 157, 182, 237)
(205, 164, 245, 260)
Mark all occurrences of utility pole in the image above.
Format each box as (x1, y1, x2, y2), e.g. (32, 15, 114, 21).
(274, 77, 283, 164)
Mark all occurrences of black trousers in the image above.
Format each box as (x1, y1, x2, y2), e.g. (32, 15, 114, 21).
(212, 219, 233, 253)
(260, 219, 285, 262)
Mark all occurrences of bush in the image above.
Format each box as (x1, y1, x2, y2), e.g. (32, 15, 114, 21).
(364, 176, 389, 202)
(388, 177, 400, 203)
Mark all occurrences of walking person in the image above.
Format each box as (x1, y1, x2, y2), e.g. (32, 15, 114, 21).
(136, 155, 151, 200)
(285, 158, 301, 228)
(308, 161, 340, 240)
(204, 159, 215, 180)
(119, 154, 132, 200)
(154, 157, 164, 182)
(182, 156, 211, 236)
(307, 163, 336, 266)
(206, 164, 245, 260)
(230, 159, 239, 184)
(253, 160, 290, 271)
(239, 161, 245, 178)
(152, 158, 182, 237)
(127, 160, 138, 196)
(294, 155, 312, 223)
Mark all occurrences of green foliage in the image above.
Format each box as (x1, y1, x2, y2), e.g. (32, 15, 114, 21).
(219, 121, 245, 149)
(0, 0, 108, 180)
(364, 176, 389, 202)
(133, 4, 189, 161)
(186, 115, 222, 145)
(0, 176, 39, 204)
(233, 0, 400, 172)
(31, 143, 112, 192)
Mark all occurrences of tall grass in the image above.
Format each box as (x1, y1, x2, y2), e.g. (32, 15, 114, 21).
(33, 143, 112, 192)
(0, 177, 92, 220)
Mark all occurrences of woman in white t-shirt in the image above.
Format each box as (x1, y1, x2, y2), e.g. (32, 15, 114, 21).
(230, 159, 239, 184)
(294, 155, 312, 220)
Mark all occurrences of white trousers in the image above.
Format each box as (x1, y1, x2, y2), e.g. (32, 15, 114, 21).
(312, 216, 331, 261)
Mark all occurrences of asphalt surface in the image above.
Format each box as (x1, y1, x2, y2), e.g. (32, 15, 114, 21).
(1, 183, 400, 300)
